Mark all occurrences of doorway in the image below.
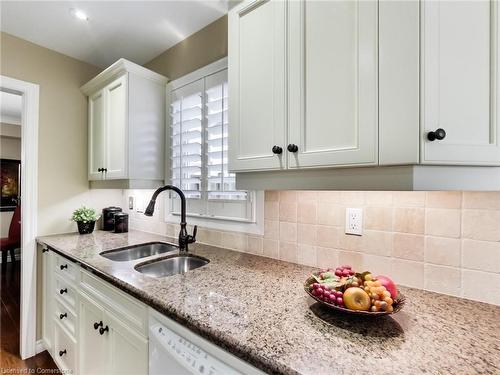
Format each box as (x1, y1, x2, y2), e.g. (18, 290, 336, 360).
(0, 76, 56, 370)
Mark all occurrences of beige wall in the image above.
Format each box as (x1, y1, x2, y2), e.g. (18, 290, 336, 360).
(0, 32, 124, 235)
(145, 15, 227, 80)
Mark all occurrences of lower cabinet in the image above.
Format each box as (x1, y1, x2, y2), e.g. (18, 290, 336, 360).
(53, 321, 77, 374)
(41, 249, 148, 375)
(79, 292, 148, 375)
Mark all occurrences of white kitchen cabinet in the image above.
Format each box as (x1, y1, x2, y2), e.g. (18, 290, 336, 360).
(229, 0, 500, 190)
(78, 270, 148, 375)
(103, 75, 127, 179)
(79, 293, 109, 375)
(107, 311, 148, 375)
(422, 0, 500, 165)
(88, 90, 105, 180)
(229, 0, 377, 172)
(288, 0, 378, 168)
(228, 0, 287, 171)
(82, 59, 168, 187)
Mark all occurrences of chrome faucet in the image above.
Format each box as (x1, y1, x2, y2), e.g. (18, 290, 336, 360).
(144, 185, 197, 253)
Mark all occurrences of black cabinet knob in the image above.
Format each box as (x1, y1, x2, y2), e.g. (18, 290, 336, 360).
(93, 321, 103, 330)
(59, 288, 67, 295)
(59, 350, 66, 357)
(103, 168, 107, 173)
(59, 313, 67, 320)
(287, 144, 299, 153)
(42, 248, 49, 253)
(99, 325, 109, 335)
(272, 146, 283, 155)
(98, 168, 103, 172)
(427, 128, 446, 141)
(60, 264, 68, 270)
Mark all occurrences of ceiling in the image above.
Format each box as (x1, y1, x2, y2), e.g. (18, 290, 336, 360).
(0, 1, 228, 68)
(0, 91, 22, 125)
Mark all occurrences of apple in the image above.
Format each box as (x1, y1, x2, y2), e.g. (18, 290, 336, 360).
(342, 287, 371, 311)
(376, 275, 398, 299)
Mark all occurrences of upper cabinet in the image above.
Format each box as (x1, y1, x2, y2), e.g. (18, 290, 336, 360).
(288, 0, 378, 169)
(421, 0, 500, 165)
(228, 0, 287, 171)
(82, 59, 168, 188)
(229, 0, 500, 188)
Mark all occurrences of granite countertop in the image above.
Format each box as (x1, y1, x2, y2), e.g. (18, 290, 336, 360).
(37, 230, 500, 375)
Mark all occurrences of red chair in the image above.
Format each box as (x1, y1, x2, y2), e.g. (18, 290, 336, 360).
(1, 205, 21, 265)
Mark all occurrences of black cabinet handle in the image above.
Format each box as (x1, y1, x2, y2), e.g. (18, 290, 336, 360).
(93, 321, 103, 330)
(427, 128, 446, 141)
(42, 248, 49, 253)
(60, 264, 68, 270)
(98, 168, 103, 172)
(99, 325, 109, 335)
(103, 168, 107, 173)
(59, 350, 66, 357)
(59, 288, 67, 295)
(272, 145, 283, 155)
(59, 313, 67, 320)
(287, 144, 299, 153)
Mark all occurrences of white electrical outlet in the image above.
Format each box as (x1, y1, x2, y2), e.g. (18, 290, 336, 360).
(345, 208, 363, 235)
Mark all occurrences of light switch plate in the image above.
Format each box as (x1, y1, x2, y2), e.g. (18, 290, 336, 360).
(345, 208, 363, 236)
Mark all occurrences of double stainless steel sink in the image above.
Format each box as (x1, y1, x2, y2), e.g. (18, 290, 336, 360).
(100, 242, 178, 262)
(100, 242, 209, 278)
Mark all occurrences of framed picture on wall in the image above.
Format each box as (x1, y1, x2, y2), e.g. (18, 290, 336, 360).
(0, 158, 20, 212)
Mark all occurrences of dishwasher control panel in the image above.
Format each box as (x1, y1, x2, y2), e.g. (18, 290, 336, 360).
(150, 323, 241, 375)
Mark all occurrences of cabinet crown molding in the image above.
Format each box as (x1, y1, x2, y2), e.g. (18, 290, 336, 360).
(80, 58, 168, 95)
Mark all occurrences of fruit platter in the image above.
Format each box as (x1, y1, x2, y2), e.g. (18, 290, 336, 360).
(304, 265, 405, 316)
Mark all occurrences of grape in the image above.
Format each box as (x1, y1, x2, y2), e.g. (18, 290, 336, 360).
(324, 291, 331, 299)
(336, 297, 343, 305)
(313, 283, 321, 289)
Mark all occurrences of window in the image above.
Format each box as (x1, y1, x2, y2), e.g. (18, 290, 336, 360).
(167, 59, 262, 231)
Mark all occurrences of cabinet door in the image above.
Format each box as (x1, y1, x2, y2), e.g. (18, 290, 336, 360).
(288, 0, 378, 168)
(106, 311, 148, 375)
(104, 75, 128, 178)
(228, 0, 287, 171)
(41, 249, 53, 354)
(422, 0, 500, 165)
(88, 90, 105, 180)
(79, 294, 110, 375)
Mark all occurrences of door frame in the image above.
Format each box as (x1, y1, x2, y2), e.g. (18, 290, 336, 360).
(0, 75, 40, 359)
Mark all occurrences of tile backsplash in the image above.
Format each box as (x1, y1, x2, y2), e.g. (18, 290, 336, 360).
(127, 190, 500, 306)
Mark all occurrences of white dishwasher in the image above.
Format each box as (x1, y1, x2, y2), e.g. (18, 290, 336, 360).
(149, 309, 264, 375)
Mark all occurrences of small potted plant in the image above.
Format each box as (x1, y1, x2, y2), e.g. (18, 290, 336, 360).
(71, 206, 99, 235)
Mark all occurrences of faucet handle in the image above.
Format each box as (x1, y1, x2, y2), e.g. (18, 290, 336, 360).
(188, 225, 197, 244)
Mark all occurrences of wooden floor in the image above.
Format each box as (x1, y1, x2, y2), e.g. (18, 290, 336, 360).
(0, 260, 58, 371)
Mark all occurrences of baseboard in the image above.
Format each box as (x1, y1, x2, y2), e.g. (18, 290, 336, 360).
(35, 339, 45, 354)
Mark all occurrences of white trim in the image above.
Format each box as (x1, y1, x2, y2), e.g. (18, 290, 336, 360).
(164, 191, 265, 235)
(0, 75, 39, 360)
(168, 57, 228, 90)
(35, 339, 46, 355)
(80, 58, 168, 95)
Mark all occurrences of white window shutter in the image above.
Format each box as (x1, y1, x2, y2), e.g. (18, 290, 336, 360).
(169, 68, 252, 222)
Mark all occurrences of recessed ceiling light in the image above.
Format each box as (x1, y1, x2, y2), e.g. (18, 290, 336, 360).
(70, 8, 89, 21)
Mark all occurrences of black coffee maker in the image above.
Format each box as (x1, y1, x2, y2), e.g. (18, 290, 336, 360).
(102, 207, 122, 231)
